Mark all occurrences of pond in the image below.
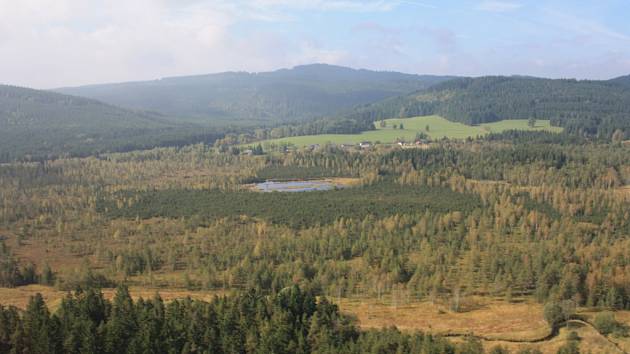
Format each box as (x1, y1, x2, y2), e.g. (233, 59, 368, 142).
(253, 179, 348, 192)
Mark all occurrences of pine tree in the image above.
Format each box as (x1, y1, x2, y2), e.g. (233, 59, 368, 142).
(105, 285, 137, 353)
(528, 117, 537, 128)
(40, 263, 54, 286)
(22, 293, 54, 354)
(9, 322, 26, 354)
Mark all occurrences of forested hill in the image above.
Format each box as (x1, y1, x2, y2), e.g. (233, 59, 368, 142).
(55, 64, 453, 125)
(348, 76, 630, 138)
(610, 74, 630, 88)
(0, 85, 221, 162)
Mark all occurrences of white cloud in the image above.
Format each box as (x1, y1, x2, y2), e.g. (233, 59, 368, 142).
(477, 1, 522, 13)
(0, 0, 350, 88)
(0, 0, 628, 88)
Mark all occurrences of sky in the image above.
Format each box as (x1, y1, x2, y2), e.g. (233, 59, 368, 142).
(1, 0, 629, 89)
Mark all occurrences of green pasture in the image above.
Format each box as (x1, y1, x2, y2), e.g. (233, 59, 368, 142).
(256, 116, 563, 147)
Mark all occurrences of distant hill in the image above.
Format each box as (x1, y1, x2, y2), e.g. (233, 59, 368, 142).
(610, 74, 630, 88)
(348, 76, 630, 138)
(8, 69, 630, 162)
(55, 64, 453, 125)
(0, 85, 220, 161)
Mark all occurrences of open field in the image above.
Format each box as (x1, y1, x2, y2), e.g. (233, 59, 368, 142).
(256, 116, 563, 147)
(336, 297, 626, 353)
(472, 321, 625, 354)
(336, 296, 549, 340)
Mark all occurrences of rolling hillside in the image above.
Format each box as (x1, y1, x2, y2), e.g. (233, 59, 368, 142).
(0, 85, 220, 161)
(55, 64, 454, 125)
(348, 76, 630, 138)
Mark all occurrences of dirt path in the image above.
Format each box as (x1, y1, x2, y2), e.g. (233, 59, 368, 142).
(439, 327, 555, 344)
(440, 319, 627, 354)
(570, 319, 627, 354)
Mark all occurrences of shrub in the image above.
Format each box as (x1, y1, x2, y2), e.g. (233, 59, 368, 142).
(489, 345, 510, 354)
(544, 302, 564, 329)
(517, 349, 542, 354)
(567, 331, 580, 341)
(556, 340, 580, 354)
(593, 311, 627, 336)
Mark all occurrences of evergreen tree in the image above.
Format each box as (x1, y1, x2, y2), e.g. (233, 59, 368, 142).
(22, 293, 54, 354)
(528, 117, 537, 128)
(105, 285, 137, 354)
(39, 263, 54, 286)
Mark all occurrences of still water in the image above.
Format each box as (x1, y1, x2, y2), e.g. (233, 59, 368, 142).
(254, 180, 339, 192)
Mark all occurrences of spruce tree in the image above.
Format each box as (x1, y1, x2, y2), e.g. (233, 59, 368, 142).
(105, 285, 137, 353)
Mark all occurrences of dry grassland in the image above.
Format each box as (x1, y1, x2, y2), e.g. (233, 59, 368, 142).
(335, 296, 549, 340)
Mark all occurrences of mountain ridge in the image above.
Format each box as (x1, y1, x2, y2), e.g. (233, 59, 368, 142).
(609, 74, 630, 88)
(54, 64, 455, 125)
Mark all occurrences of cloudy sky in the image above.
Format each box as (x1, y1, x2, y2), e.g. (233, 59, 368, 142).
(1, 0, 629, 88)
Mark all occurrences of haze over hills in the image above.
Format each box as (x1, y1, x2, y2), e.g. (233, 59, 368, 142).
(348, 76, 630, 138)
(0, 85, 221, 161)
(55, 64, 454, 125)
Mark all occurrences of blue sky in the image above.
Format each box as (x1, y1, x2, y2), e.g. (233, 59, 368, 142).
(1, 0, 629, 88)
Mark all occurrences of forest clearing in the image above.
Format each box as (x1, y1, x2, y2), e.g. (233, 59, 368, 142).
(254, 116, 562, 147)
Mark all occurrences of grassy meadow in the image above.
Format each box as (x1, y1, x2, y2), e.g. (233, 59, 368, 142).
(257, 116, 563, 147)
